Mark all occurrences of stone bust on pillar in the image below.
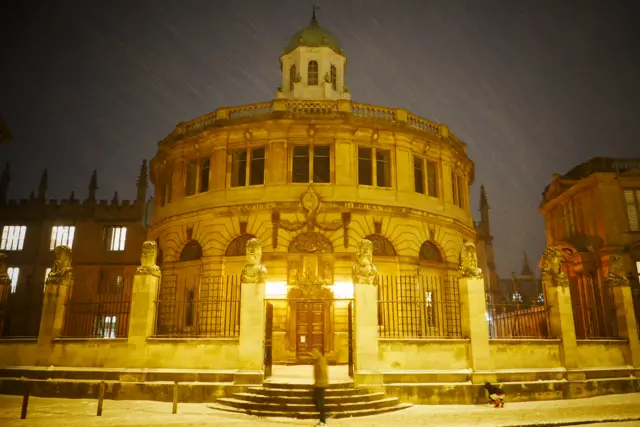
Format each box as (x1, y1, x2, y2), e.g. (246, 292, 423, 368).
(604, 254, 629, 287)
(459, 241, 483, 278)
(136, 241, 161, 277)
(539, 246, 569, 287)
(352, 239, 378, 285)
(242, 238, 267, 284)
(46, 245, 73, 285)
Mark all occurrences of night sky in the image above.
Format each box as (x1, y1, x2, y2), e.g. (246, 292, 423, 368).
(1, 0, 639, 278)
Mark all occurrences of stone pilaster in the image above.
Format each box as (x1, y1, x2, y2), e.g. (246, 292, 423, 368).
(235, 238, 267, 385)
(127, 241, 161, 369)
(37, 246, 73, 364)
(0, 253, 11, 336)
(604, 255, 640, 371)
(539, 246, 584, 381)
(352, 239, 383, 386)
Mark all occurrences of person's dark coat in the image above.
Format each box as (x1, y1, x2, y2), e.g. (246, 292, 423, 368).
(484, 382, 505, 395)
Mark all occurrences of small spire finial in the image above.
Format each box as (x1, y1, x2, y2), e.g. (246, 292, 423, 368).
(312, 4, 320, 23)
(87, 170, 98, 202)
(38, 169, 48, 201)
(136, 159, 148, 202)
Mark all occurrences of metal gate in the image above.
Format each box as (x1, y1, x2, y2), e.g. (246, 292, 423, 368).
(347, 301, 354, 378)
(264, 302, 273, 378)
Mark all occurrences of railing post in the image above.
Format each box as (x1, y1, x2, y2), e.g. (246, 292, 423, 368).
(352, 239, 383, 387)
(0, 253, 11, 336)
(36, 246, 73, 362)
(604, 255, 640, 372)
(127, 241, 162, 368)
(539, 247, 585, 381)
(458, 242, 495, 384)
(235, 238, 267, 385)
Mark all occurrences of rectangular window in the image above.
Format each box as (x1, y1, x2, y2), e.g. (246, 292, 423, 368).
(7, 267, 19, 293)
(574, 197, 585, 233)
(457, 175, 465, 209)
(624, 189, 640, 232)
(231, 150, 247, 187)
(185, 159, 197, 196)
(250, 147, 265, 186)
(104, 226, 127, 251)
(313, 145, 331, 183)
(0, 225, 26, 251)
(376, 150, 391, 187)
(166, 168, 173, 204)
(426, 161, 438, 197)
(451, 171, 459, 206)
(414, 157, 424, 194)
(93, 315, 117, 339)
(358, 147, 373, 186)
(158, 177, 166, 207)
(292, 145, 310, 183)
(199, 158, 210, 193)
(50, 226, 75, 250)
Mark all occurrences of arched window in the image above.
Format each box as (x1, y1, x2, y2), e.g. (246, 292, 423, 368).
(330, 65, 337, 91)
(365, 234, 396, 257)
(289, 65, 296, 91)
(419, 241, 443, 262)
(307, 61, 318, 86)
(179, 240, 202, 262)
(225, 234, 257, 257)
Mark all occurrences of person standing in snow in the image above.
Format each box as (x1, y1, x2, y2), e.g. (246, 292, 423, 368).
(311, 348, 329, 426)
(485, 382, 505, 408)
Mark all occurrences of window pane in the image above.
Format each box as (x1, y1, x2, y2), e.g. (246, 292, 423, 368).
(292, 145, 310, 183)
(50, 226, 75, 250)
(414, 157, 424, 194)
(628, 204, 639, 232)
(0, 225, 27, 251)
(457, 175, 465, 209)
(231, 150, 247, 187)
(451, 171, 458, 206)
(250, 147, 265, 186)
(8, 267, 19, 293)
(308, 60, 318, 86)
(376, 150, 391, 188)
(199, 158, 210, 193)
(330, 65, 337, 91)
(185, 160, 197, 196)
(105, 226, 127, 251)
(166, 168, 173, 203)
(358, 147, 373, 186)
(313, 145, 331, 183)
(426, 161, 438, 197)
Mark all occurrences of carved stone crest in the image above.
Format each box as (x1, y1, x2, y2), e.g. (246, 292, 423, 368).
(288, 258, 333, 299)
(46, 245, 73, 285)
(242, 238, 267, 284)
(539, 246, 569, 287)
(136, 241, 161, 277)
(604, 254, 629, 287)
(459, 241, 483, 278)
(352, 239, 378, 285)
(0, 253, 10, 286)
(289, 232, 333, 253)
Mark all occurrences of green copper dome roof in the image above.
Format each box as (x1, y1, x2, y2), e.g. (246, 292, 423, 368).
(284, 16, 343, 55)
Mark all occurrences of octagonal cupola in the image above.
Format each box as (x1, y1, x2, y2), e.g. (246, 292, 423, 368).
(276, 7, 350, 101)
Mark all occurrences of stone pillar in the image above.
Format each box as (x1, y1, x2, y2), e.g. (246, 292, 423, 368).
(604, 255, 640, 370)
(352, 239, 383, 386)
(126, 241, 161, 369)
(539, 246, 584, 381)
(36, 246, 73, 363)
(458, 241, 495, 384)
(0, 253, 11, 336)
(235, 238, 267, 385)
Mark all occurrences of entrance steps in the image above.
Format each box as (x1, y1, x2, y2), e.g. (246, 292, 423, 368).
(211, 380, 412, 419)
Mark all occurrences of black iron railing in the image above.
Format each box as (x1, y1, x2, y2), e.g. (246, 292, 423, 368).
(486, 302, 550, 339)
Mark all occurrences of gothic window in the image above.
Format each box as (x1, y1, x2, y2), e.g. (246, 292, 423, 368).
(225, 234, 257, 257)
(179, 240, 202, 262)
(308, 60, 319, 86)
(289, 65, 297, 91)
(358, 146, 391, 188)
(365, 234, 397, 257)
(330, 64, 337, 90)
(231, 147, 265, 187)
(419, 241, 443, 262)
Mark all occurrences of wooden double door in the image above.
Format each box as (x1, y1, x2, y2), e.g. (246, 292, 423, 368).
(295, 301, 325, 360)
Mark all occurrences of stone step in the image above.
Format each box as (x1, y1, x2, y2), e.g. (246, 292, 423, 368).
(262, 380, 355, 390)
(210, 401, 413, 419)
(248, 386, 371, 397)
(231, 391, 387, 405)
(216, 395, 401, 413)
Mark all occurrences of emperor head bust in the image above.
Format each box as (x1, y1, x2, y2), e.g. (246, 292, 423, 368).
(459, 241, 483, 278)
(137, 241, 161, 277)
(47, 245, 73, 285)
(242, 238, 267, 284)
(352, 239, 378, 285)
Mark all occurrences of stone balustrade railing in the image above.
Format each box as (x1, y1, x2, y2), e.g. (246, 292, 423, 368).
(164, 99, 465, 152)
